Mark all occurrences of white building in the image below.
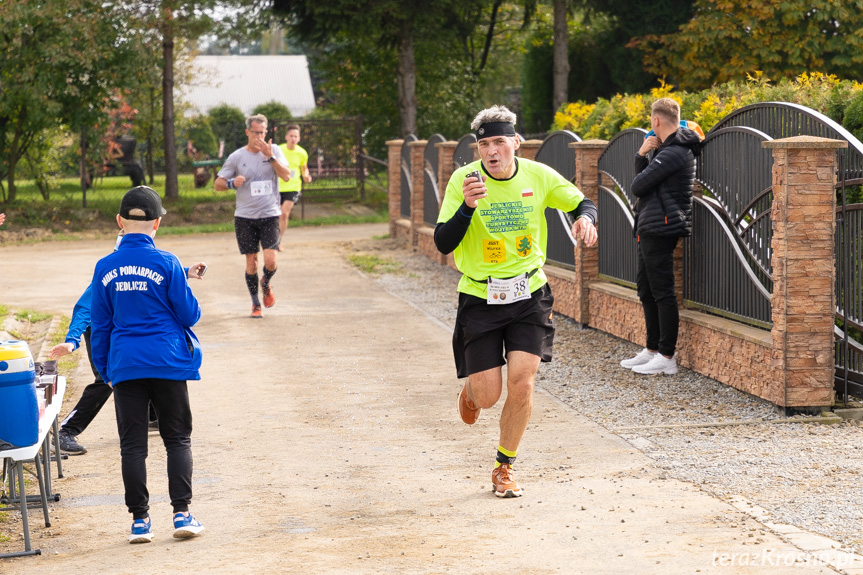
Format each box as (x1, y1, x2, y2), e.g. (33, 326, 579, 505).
(181, 55, 315, 117)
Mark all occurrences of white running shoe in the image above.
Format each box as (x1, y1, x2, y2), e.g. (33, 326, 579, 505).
(631, 353, 678, 375)
(620, 348, 657, 369)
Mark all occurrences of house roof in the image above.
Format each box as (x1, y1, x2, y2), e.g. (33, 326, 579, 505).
(181, 55, 315, 117)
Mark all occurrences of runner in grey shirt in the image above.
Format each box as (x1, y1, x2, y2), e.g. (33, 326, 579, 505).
(215, 114, 292, 318)
(218, 145, 286, 219)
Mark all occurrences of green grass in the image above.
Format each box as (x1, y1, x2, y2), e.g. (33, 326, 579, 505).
(347, 254, 403, 274)
(0, 304, 7, 330)
(2, 174, 224, 228)
(372, 233, 390, 240)
(0, 173, 385, 233)
(14, 309, 52, 323)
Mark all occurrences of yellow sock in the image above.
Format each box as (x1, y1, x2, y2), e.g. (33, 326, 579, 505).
(495, 445, 517, 468)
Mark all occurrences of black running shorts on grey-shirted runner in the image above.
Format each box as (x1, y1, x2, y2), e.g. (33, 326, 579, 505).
(234, 216, 280, 254)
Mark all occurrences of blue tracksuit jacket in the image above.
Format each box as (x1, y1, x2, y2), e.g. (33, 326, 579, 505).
(65, 284, 92, 351)
(90, 233, 202, 386)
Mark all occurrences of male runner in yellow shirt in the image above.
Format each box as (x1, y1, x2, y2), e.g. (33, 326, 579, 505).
(277, 124, 312, 250)
(435, 105, 597, 498)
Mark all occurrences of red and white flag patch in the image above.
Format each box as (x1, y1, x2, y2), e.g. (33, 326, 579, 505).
(522, 189, 533, 197)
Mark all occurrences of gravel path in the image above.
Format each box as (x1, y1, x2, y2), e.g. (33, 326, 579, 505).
(350, 237, 863, 555)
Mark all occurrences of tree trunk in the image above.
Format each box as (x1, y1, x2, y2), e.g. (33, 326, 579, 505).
(162, 5, 178, 199)
(552, 0, 570, 113)
(396, 24, 417, 138)
(80, 126, 88, 208)
(147, 87, 155, 185)
(7, 121, 20, 203)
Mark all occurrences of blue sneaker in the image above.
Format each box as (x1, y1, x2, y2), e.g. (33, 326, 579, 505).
(129, 515, 153, 544)
(173, 512, 205, 539)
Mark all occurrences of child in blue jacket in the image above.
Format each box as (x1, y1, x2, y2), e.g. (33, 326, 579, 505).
(50, 234, 205, 455)
(90, 186, 205, 543)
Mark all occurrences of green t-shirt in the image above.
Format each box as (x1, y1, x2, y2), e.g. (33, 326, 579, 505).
(437, 158, 586, 299)
(277, 143, 309, 193)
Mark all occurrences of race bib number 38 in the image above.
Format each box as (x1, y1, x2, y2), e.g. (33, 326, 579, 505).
(250, 180, 273, 197)
(483, 239, 506, 264)
(487, 273, 530, 305)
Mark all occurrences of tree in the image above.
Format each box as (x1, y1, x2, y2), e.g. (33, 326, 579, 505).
(272, 0, 528, 140)
(552, 0, 570, 112)
(117, 0, 266, 199)
(252, 101, 293, 126)
(208, 104, 246, 155)
(274, 1, 537, 153)
(0, 0, 135, 202)
(638, 0, 863, 90)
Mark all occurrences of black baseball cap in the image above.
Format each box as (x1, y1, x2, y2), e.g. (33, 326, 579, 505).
(119, 186, 167, 221)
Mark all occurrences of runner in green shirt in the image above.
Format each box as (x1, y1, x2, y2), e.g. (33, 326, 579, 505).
(435, 105, 597, 498)
(277, 124, 312, 250)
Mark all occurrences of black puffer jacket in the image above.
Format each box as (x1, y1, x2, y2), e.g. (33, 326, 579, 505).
(631, 128, 702, 238)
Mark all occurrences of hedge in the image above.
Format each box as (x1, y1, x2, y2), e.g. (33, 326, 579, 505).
(552, 72, 863, 141)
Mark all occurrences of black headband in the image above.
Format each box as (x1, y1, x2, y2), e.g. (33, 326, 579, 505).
(476, 121, 516, 140)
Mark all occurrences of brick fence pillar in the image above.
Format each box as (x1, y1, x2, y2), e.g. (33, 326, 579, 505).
(763, 136, 846, 408)
(409, 140, 429, 245)
(571, 140, 608, 326)
(386, 139, 405, 237)
(518, 140, 543, 161)
(436, 141, 458, 210)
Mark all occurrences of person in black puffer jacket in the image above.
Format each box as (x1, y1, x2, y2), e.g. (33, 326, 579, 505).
(620, 97, 702, 376)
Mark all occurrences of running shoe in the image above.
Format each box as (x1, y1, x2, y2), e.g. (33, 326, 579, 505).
(173, 512, 205, 539)
(57, 430, 87, 455)
(260, 279, 275, 308)
(458, 384, 481, 425)
(632, 353, 678, 375)
(130, 515, 154, 544)
(492, 463, 523, 498)
(250, 305, 263, 319)
(620, 348, 656, 369)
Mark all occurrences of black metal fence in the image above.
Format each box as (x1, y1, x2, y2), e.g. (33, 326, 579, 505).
(400, 135, 417, 219)
(836, 186, 863, 398)
(597, 129, 647, 285)
(684, 197, 773, 327)
(453, 134, 476, 169)
(712, 102, 863, 183)
(423, 134, 445, 226)
(270, 117, 364, 202)
(597, 187, 637, 287)
(535, 130, 582, 269)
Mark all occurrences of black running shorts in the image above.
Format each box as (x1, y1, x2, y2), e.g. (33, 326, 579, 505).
(452, 283, 555, 379)
(280, 192, 301, 205)
(234, 216, 280, 254)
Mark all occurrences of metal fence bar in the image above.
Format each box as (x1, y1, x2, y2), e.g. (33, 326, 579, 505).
(683, 197, 772, 328)
(423, 135, 445, 226)
(597, 186, 637, 287)
(400, 135, 417, 219)
(535, 131, 582, 268)
(453, 134, 477, 169)
(597, 129, 649, 209)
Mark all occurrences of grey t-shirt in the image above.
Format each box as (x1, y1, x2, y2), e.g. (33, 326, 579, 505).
(218, 146, 287, 219)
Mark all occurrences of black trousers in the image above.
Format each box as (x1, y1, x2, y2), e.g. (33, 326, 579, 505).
(60, 328, 157, 437)
(113, 378, 193, 519)
(636, 235, 680, 357)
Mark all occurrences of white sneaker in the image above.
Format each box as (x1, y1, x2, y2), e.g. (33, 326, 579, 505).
(620, 348, 657, 369)
(632, 353, 678, 375)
